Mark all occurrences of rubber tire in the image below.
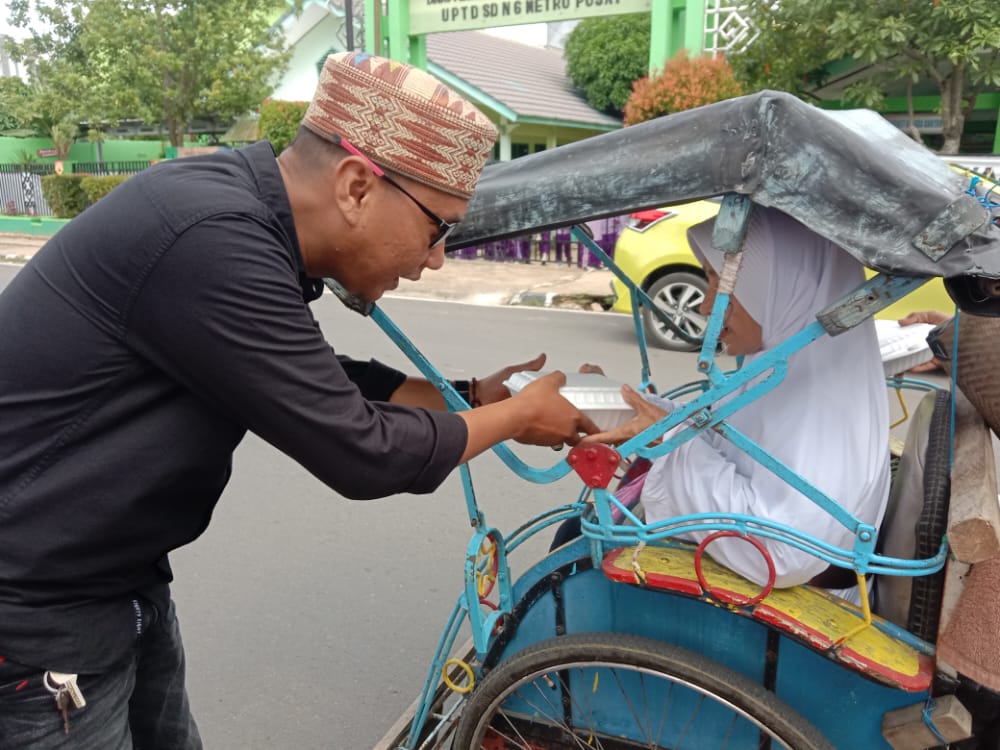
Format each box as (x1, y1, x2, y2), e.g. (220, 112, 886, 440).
(907, 389, 952, 643)
(642, 272, 707, 352)
(454, 632, 833, 750)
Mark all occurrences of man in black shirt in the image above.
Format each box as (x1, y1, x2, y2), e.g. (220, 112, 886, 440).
(0, 52, 597, 748)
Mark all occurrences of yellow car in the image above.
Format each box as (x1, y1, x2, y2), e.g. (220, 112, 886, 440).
(611, 199, 959, 351)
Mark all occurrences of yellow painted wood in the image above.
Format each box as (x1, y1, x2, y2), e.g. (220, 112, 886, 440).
(608, 545, 929, 686)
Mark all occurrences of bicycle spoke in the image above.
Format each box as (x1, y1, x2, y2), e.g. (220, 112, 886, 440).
(654, 679, 676, 748)
(672, 692, 705, 748)
(609, 667, 654, 746)
(456, 635, 831, 750)
(554, 670, 608, 749)
(501, 674, 602, 749)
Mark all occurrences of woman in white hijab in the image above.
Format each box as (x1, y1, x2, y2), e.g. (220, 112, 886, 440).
(599, 205, 891, 599)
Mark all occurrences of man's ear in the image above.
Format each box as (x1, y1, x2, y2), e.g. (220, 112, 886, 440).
(333, 156, 378, 228)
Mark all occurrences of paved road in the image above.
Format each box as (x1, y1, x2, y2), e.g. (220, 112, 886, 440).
(167, 292, 696, 750)
(0, 261, 691, 748)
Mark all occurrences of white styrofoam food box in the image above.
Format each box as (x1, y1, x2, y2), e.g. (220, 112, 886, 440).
(503, 371, 636, 431)
(874, 319, 936, 376)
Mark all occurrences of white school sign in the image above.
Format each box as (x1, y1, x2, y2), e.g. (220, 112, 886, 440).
(408, 0, 651, 35)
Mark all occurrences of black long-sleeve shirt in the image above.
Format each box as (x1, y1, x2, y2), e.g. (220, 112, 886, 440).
(0, 142, 467, 671)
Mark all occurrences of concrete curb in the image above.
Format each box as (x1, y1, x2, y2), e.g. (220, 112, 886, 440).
(510, 290, 554, 307)
(510, 289, 612, 311)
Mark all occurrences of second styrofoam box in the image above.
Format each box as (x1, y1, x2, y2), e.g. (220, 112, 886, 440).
(503, 371, 636, 431)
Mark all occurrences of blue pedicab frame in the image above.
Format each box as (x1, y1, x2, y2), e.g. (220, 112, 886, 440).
(348, 92, 1000, 750)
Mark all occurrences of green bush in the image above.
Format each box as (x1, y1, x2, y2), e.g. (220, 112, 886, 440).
(41, 175, 88, 219)
(258, 99, 308, 154)
(624, 52, 745, 126)
(80, 174, 130, 204)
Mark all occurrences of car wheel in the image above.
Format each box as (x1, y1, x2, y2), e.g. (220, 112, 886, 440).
(642, 271, 708, 351)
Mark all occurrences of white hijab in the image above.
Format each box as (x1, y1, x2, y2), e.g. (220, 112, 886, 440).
(642, 206, 890, 588)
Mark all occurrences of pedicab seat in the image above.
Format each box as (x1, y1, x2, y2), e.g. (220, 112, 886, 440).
(602, 544, 934, 692)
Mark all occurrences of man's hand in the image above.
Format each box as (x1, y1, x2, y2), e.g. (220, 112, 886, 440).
(508, 371, 601, 446)
(474, 353, 546, 405)
(457, 370, 601, 462)
(899, 311, 952, 373)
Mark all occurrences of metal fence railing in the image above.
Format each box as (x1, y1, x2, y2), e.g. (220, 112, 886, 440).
(71, 160, 153, 176)
(0, 163, 55, 217)
(0, 161, 153, 217)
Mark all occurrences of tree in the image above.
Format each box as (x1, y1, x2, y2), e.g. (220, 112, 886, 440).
(730, 0, 1000, 154)
(6, 2, 109, 134)
(49, 119, 78, 158)
(624, 52, 744, 126)
(0, 77, 33, 132)
(564, 13, 650, 117)
(7, 0, 291, 147)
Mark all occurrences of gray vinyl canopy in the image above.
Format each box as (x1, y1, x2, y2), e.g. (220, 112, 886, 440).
(450, 91, 1000, 308)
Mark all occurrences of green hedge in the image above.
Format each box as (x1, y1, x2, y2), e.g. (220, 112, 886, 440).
(40, 175, 87, 219)
(81, 174, 130, 204)
(40, 174, 133, 218)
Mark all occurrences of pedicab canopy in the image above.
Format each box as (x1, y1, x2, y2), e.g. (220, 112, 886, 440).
(448, 90, 1000, 315)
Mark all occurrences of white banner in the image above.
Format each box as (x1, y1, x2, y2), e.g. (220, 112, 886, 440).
(409, 0, 651, 36)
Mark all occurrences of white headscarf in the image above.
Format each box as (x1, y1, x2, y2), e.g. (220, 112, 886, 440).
(641, 206, 890, 589)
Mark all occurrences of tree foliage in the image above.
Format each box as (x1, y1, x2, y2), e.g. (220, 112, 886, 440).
(729, 0, 1000, 153)
(7, 0, 291, 146)
(0, 77, 34, 132)
(49, 120, 78, 158)
(564, 13, 650, 116)
(624, 52, 744, 126)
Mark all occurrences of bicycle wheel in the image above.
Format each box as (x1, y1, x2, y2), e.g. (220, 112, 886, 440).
(453, 632, 832, 750)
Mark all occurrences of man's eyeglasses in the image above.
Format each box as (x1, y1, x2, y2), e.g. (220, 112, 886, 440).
(336, 136, 459, 249)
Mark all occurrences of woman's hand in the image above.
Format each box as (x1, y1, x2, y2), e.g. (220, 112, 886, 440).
(474, 353, 546, 406)
(582, 384, 669, 446)
(899, 311, 951, 327)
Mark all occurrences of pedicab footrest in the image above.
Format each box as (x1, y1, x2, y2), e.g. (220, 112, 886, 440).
(602, 544, 934, 692)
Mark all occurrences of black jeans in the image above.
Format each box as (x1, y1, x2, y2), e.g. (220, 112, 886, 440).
(0, 598, 201, 749)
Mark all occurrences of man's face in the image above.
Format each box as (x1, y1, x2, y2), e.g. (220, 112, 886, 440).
(324, 172, 469, 302)
(699, 265, 763, 356)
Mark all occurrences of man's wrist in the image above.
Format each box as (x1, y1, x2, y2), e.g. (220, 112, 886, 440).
(453, 379, 481, 407)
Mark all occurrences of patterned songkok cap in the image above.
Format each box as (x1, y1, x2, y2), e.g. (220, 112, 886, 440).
(303, 52, 498, 199)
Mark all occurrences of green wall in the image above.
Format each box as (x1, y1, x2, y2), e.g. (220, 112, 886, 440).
(0, 216, 69, 236)
(0, 137, 57, 163)
(0, 137, 171, 164)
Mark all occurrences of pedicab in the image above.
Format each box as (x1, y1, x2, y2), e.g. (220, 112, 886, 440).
(348, 91, 1000, 750)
